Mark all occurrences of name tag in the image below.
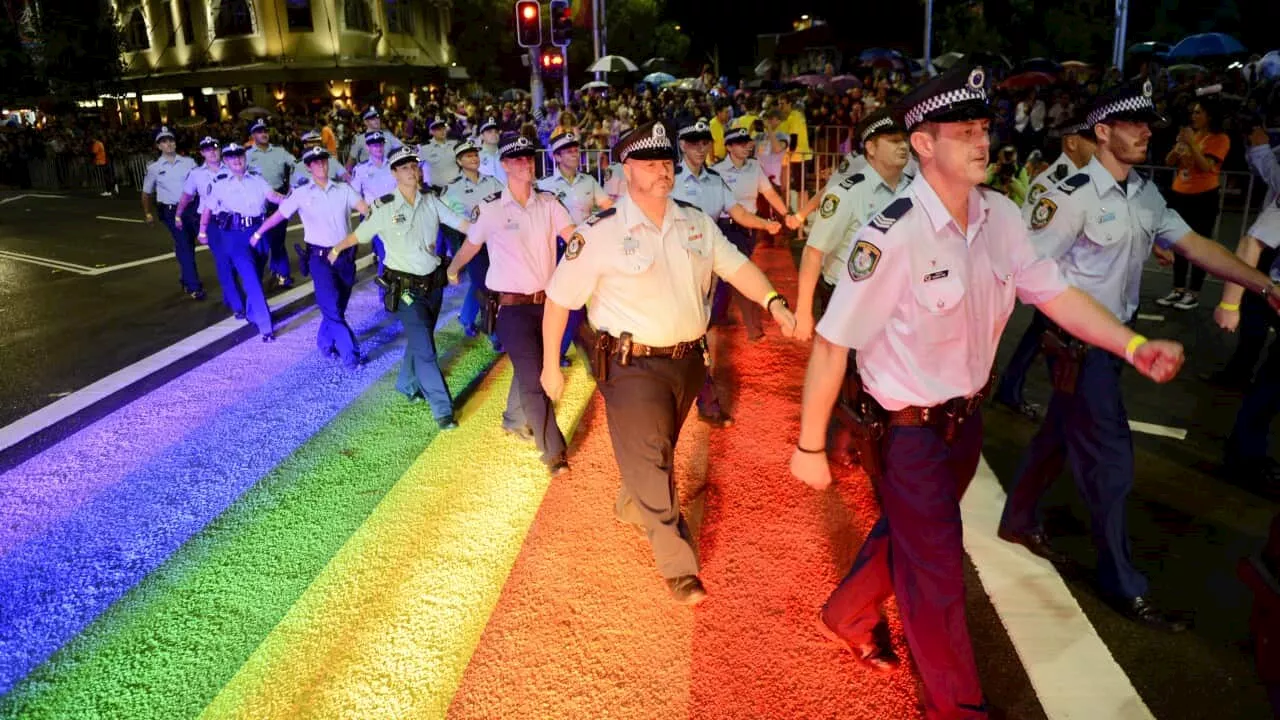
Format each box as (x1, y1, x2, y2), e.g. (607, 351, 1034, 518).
(923, 269, 950, 282)
(622, 236, 638, 255)
(392, 213, 406, 224)
(1098, 211, 1117, 224)
(689, 233, 703, 242)
(504, 219, 520, 230)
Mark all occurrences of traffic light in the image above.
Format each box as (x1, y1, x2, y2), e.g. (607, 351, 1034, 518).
(515, 0, 541, 48)
(540, 48, 565, 77)
(549, 0, 572, 47)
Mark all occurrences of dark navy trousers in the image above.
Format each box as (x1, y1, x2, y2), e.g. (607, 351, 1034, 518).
(1001, 348, 1147, 599)
(221, 225, 272, 335)
(824, 414, 988, 719)
(308, 246, 359, 365)
(263, 200, 291, 280)
(205, 225, 244, 314)
(158, 204, 203, 293)
(394, 286, 453, 419)
(1227, 310, 1280, 465)
(711, 221, 762, 336)
(495, 303, 567, 464)
(994, 310, 1048, 407)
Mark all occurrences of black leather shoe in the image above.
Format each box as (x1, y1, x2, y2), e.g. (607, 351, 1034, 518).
(502, 424, 535, 443)
(189, 289, 206, 301)
(815, 612, 900, 673)
(1111, 595, 1189, 633)
(995, 398, 1041, 421)
(261, 332, 276, 343)
(234, 310, 247, 320)
(666, 575, 708, 605)
(1199, 369, 1251, 391)
(698, 410, 734, 428)
(997, 527, 1068, 565)
(546, 457, 570, 477)
(436, 415, 459, 430)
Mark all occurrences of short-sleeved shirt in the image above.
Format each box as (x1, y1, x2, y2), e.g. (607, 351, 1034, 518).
(293, 156, 347, 187)
(1024, 152, 1079, 211)
(1028, 158, 1192, 321)
(143, 154, 196, 205)
(817, 176, 1068, 411)
(712, 156, 773, 211)
(206, 171, 275, 217)
(419, 139, 460, 187)
(440, 172, 504, 218)
(245, 144, 297, 190)
(807, 164, 911, 285)
(346, 130, 404, 166)
(671, 161, 740, 219)
(468, 187, 574, 293)
(183, 161, 224, 214)
(535, 169, 609, 225)
(546, 195, 750, 347)
(1245, 143, 1280, 248)
(1172, 131, 1229, 195)
(350, 157, 397, 204)
(478, 146, 506, 184)
(709, 116, 729, 160)
(91, 141, 107, 166)
(602, 162, 628, 199)
(353, 189, 467, 276)
(275, 179, 362, 248)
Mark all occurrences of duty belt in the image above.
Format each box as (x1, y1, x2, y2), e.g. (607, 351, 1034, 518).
(614, 334, 707, 360)
(383, 265, 448, 295)
(214, 212, 265, 229)
(495, 290, 546, 306)
(877, 371, 995, 441)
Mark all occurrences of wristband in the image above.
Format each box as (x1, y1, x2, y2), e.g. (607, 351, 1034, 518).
(796, 444, 826, 454)
(1125, 334, 1148, 364)
(1217, 302, 1240, 312)
(764, 291, 788, 311)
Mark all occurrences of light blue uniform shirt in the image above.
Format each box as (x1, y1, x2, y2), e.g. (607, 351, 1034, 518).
(807, 163, 912, 285)
(207, 170, 274, 216)
(143, 155, 196, 205)
(712, 156, 773, 213)
(535, 168, 609, 225)
(275, 179, 362, 248)
(440, 171, 504, 218)
(671, 161, 739, 219)
(245, 144, 296, 189)
(478, 146, 506, 184)
(346, 131, 403, 165)
(292, 156, 346, 187)
(419, 139, 460, 187)
(353, 189, 468, 275)
(350, 157, 397, 204)
(183, 162, 224, 214)
(1029, 157, 1192, 321)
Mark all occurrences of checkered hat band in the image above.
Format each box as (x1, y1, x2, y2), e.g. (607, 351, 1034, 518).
(619, 134, 673, 162)
(904, 87, 987, 129)
(1086, 96, 1155, 127)
(861, 117, 895, 144)
(551, 135, 579, 153)
(500, 137, 535, 156)
(678, 123, 711, 138)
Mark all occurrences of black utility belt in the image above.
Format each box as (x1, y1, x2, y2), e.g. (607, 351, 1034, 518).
(383, 265, 448, 295)
(214, 213, 265, 229)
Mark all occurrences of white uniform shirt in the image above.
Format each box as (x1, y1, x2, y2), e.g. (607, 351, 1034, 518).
(183, 161, 224, 214)
(671, 161, 740, 219)
(1028, 158, 1192, 321)
(143, 155, 196, 205)
(478, 146, 506, 184)
(712, 156, 773, 212)
(207, 170, 274, 216)
(350, 157, 397, 204)
(245, 144, 296, 189)
(468, 187, 574, 294)
(535, 168, 610, 225)
(602, 162, 628, 199)
(1024, 152, 1080, 212)
(546, 195, 750, 347)
(1245, 143, 1280, 248)
(353, 189, 467, 276)
(440, 172, 505, 218)
(807, 164, 911, 285)
(275, 179, 362, 248)
(817, 176, 1068, 410)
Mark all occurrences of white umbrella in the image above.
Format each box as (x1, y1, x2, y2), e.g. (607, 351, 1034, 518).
(587, 55, 639, 73)
(579, 80, 610, 91)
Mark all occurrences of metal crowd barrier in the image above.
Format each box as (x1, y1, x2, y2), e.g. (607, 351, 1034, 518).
(23, 153, 152, 192)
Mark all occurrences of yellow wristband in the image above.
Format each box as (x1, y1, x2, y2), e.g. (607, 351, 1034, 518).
(1217, 302, 1240, 312)
(762, 290, 780, 309)
(1125, 335, 1148, 364)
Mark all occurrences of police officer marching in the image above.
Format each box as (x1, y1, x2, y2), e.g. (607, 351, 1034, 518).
(295, 130, 349, 186)
(672, 118, 783, 427)
(326, 146, 472, 428)
(447, 134, 577, 476)
(790, 66, 1186, 719)
(713, 126, 802, 340)
(476, 117, 506, 184)
(198, 143, 286, 342)
(177, 137, 243, 316)
(256, 146, 370, 369)
(540, 120, 798, 605)
(795, 108, 911, 341)
(345, 106, 403, 173)
(141, 126, 203, 300)
(419, 117, 460, 191)
(998, 79, 1280, 633)
(245, 119, 298, 288)
(441, 141, 504, 338)
(350, 130, 397, 276)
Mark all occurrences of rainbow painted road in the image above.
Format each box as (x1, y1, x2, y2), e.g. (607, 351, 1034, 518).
(0, 280, 596, 720)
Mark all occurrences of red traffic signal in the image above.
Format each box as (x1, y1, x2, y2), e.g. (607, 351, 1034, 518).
(540, 48, 565, 75)
(549, 0, 572, 47)
(515, 0, 541, 48)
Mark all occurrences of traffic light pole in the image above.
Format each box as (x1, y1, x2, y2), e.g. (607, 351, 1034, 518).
(562, 47, 570, 107)
(529, 46, 545, 112)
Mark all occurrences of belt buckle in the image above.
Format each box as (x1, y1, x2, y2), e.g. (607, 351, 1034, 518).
(672, 343, 687, 360)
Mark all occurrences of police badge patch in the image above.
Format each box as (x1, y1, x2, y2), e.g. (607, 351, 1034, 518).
(837, 158, 850, 174)
(1030, 197, 1057, 230)
(848, 240, 881, 282)
(469, 205, 480, 222)
(565, 232, 586, 260)
(820, 193, 840, 219)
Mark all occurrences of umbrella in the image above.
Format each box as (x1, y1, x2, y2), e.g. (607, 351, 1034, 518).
(754, 58, 776, 78)
(665, 77, 701, 91)
(1166, 63, 1208, 78)
(237, 106, 273, 120)
(587, 54, 638, 73)
(643, 57, 676, 70)
(1167, 32, 1246, 60)
(830, 74, 862, 92)
(1128, 41, 1172, 58)
(1258, 51, 1280, 81)
(790, 73, 826, 87)
(174, 116, 206, 128)
(1061, 60, 1092, 69)
(860, 48, 906, 69)
(1019, 57, 1062, 74)
(579, 80, 609, 92)
(965, 51, 1013, 71)
(932, 51, 965, 71)
(643, 71, 676, 86)
(999, 71, 1058, 90)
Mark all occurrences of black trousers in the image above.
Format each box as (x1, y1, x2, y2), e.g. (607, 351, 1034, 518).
(495, 303, 567, 464)
(1169, 188, 1220, 292)
(603, 353, 706, 579)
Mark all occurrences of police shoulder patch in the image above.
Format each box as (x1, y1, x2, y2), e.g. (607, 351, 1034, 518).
(1059, 172, 1089, 194)
(838, 172, 865, 191)
(1051, 164, 1069, 182)
(585, 207, 617, 226)
(468, 205, 481, 223)
(819, 193, 841, 219)
(1029, 197, 1058, 230)
(838, 157, 850, 174)
(672, 198, 699, 210)
(868, 197, 913, 233)
(565, 232, 587, 260)
(482, 190, 503, 203)
(848, 239, 882, 282)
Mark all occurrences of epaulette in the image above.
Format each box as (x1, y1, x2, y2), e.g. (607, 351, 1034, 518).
(1058, 172, 1090, 194)
(214, 172, 229, 181)
(673, 198, 699, 210)
(535, 187, 555, 195)
(838, 173, 865, 191)
(293, 176, 310, 188)
(584, 207, 617, 226)
(448, 175, 462, 184)
(482, 190, 503, 203)
(247, 168, 261, 175)
(674, 165, 683, 175)
(375, 193, 395, 207)
(1051, 164, 1069, 182)
(704, 166, 720, 176)
(867, 197, 913, 233)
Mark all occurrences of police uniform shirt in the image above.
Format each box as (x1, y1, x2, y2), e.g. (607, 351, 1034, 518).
(441, 172, 504, 217)
(143, 155, 196, 205)
(419, 139, 461, 187)
(671, 161, 740, 219)
(468, 187, 574, 294)
(353, 190, 467, 276)
(275, 179, 362, 248)
(207, 170, 275, 217)
(546, 194, 750, 347)
(350, 157, 397, 204)
(478, 145, 507, 184)
(347, 131, 404, 165)
(183, 162, 224, 214)
(245, 144, 296, 189)
(711, 156, 772, 211)
(817, 176, 1068, 411)
(602, 162, 628, 199)
(808, 163, 911, 286)
(1028, 157, 1191, 321)
(1024, 152, 1080, 211)
(535, 169, 610, 225)
(1245, 143, 1280, 248)
(293, 156, 346, 187)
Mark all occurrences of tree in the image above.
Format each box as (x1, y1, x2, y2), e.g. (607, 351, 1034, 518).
(28, 0, 123, 97)
(935, 0, 1008, 56)
(0, 5, 42, 103)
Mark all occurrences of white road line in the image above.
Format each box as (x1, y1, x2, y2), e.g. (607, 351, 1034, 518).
(0, 249, 93, 273)
(0, 254, 375, 454)
(1128, 420, 1188, 440)
(95, 215, 146, 223)
(963, 458, 1156, 720)
(1135, 313, 1165, 322)
(0, 193, 66, 205)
